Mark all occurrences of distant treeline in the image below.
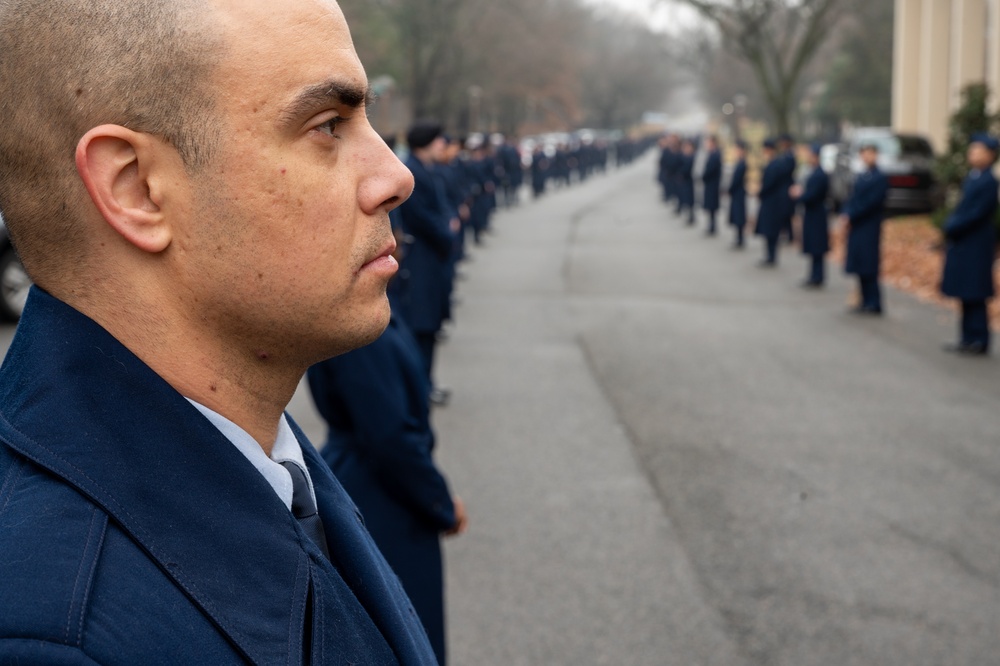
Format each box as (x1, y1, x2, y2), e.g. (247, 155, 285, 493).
(339, 0, 676, 136)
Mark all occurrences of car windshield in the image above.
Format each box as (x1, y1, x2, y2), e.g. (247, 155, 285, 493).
(851, 134, 933, 159)
(897, 136, 934, 157)
(853, 134, 901, 159)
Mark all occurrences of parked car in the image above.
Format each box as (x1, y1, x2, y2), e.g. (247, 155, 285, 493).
(829, 128, 943, 215)
(0, 214, 30, 321)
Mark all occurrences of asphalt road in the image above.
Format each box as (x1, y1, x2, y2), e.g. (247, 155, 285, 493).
(4, 154, 996, 664)
(412, 158, 1000, 665)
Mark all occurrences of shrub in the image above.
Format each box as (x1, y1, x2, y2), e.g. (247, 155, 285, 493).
(933, 83, 1000, 231)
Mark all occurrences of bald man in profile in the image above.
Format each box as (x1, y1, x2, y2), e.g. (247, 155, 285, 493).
(0, 1, 442, 664)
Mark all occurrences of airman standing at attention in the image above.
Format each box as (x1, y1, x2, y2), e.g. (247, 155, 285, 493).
(790, 144, 831, 288)
(400, 121, 457, 405)
(840, 143, 889, 315)
(531, 144, 549, 198)
(679, 139, 697, 226)
(308, 232, 468, 665)
(701, 135, 722, 236)
(756, 139, 783, 267)
(657, 134, 673, 202)
(777, 133, 798, 244)
(940, 133, 1000, 355)
(0, 0, 439, 663)
(727, 140, 748, 249)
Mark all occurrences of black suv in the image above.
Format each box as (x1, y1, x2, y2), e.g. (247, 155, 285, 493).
(830, 128, 943, 215)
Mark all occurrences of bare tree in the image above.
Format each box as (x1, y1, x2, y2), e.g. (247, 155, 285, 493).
(342, 0, 683, 134)
(674, 0, 848, 133)
(580, 14, 677, 129)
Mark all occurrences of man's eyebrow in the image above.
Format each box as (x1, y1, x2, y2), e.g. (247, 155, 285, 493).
(280, 80, 375, 124)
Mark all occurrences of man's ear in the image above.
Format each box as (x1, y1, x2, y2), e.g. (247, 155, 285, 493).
(75, 125, 175, 254)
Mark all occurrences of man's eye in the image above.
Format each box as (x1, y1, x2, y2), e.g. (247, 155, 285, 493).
(316, 115, 347, 137)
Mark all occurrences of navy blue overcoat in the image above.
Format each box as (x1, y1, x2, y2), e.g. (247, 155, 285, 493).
(469, 157, 494, 234)
(0, 288, 438, 666)
(657, 146, 671, 191)
(756, 158, 783, 238)
(399, 154, 454, 335)
(702, 149, 722, 212)
(308, 306, 456, 666)
(797, 167, 830, 256)
(941, 168, 999, 300)
(844, 167, 889, 277)
(778, 152, 797, 231)
(728, 159, 747, 228)
(679, 154, 695, 208)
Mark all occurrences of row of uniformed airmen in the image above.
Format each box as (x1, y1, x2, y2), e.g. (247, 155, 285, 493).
(307, 120, 647, 665)
(658, 132, 999, 356)
(530, 140, 612, 198)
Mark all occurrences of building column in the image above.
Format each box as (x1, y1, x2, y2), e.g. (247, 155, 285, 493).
(920, 0, 953, 152)
(893, 0, 923, 133)
(952, 0, 988, 107)
(989, 0, 1000, 110)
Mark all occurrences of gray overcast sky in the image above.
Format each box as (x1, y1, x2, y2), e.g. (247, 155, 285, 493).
(583, 0, 703, 32)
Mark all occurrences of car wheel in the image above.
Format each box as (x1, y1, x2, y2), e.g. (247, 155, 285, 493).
(0, 248, 30, 321)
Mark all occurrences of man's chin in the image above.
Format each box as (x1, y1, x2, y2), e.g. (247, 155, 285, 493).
(319, 297, 391, 360)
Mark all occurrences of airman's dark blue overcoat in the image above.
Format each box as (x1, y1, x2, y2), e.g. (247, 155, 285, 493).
(657, 146, 672, 199)
(941, 168, 999, 300)
(844, 167, 889, 277)
(308, 305, 456, 666)
(728, 159, 747, 229)
(0, 288, 438, 666)
(399, 154, 454, 335)
(756, 158, 783, 238)
(679, 153, 695, 209)
(798, 167, 830, 256)
(702, 149, 722, 212)
(778, 151, 797, 236)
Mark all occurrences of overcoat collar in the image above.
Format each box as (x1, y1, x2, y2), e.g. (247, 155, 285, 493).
(0, 288, 392, 665)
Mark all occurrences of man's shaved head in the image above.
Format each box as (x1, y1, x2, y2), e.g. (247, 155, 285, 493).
(0, 0, 223, 285)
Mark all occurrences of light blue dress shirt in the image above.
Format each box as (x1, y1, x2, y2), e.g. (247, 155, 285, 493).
(187, 399, 316, 512)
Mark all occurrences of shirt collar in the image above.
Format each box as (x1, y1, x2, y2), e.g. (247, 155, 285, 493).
(185, 399, 314, 512)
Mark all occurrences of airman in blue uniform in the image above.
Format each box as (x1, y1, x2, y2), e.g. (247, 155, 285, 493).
(702, 135, 722, 236)
(728, 140, 748, 249)
(466, 139, 492, 245)
(434, 136, 471, 328)
(0, 0, 439, 662)
(940, 133, 999, 355)
(500, 136, 523, 207)
(308, 257, 468, 664)
(531, 144, 549, 198)
(840, 143, 889, 314)
(666, 135, 683, 213)
(679, 139, 696, 225)
(756, 139, 783, 266)
(657, 135, 673, 202)
(399, 121, 457, 396)
(777, 134, 798, 244)
(790, 144, 830, 287)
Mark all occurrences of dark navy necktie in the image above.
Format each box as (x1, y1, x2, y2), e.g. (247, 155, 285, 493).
(280, 461, 330, 560)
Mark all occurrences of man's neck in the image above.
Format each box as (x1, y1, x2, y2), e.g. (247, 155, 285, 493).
(71, 291, 299, 455)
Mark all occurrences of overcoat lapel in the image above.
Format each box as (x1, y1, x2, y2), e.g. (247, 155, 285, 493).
(0, 289, 312, 665)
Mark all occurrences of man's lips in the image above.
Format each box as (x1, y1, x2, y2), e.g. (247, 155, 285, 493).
(359, 237, 399, 275)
